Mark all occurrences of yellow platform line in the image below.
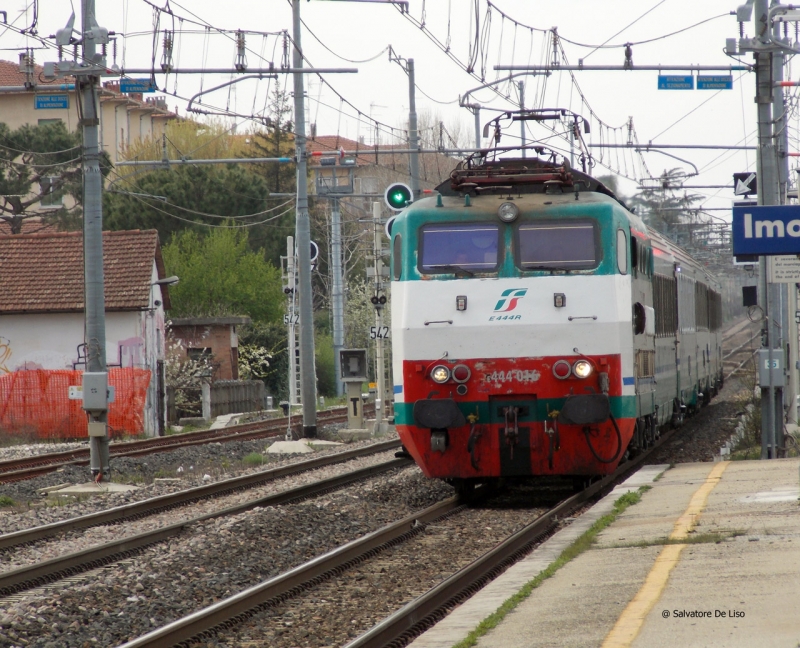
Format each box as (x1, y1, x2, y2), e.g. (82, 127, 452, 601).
(601, 461, 729, 648)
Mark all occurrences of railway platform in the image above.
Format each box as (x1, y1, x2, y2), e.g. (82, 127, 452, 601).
(409, 458, 800, 648)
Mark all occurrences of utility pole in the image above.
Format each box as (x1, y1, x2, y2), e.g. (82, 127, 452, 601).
(771, 11, 798, 440)
(390, 48, 421, 200)
(372, 201, 387, 432)
(292, 0, 317, 437)
(737, 0, 781, 458)
(45, 1, 112, 479)
(407, 59, 421, 201)
(331, 198, 345, 397)
(518, 81, 526, 157)
(81, 0, 109, 479)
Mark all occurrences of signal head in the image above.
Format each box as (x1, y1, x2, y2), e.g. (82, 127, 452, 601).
(384, 183, 412, 211)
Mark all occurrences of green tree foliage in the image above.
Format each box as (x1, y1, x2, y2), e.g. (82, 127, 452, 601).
(163, 227, 284, 323)
(250, 80, 295, 195)
(0, 121, 109, 233)
(628, 168, 702, 239)
(104, 164, 294, 256)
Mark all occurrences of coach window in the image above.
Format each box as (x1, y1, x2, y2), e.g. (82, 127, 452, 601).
(516, 219, 600, 270)
(617, 229, 628, 274)
(419, 223, 500, 274)
(392, 235, 402, 280)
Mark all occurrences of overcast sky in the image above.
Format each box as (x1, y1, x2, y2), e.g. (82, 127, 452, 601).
(0, 1, 780, 210)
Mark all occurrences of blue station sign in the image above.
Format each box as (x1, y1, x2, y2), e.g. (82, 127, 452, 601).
(732, 205, 800, 255)
(658, 75, 694, 90)
(697, 75, 733, 90)
(35, 94, 69, 110)
(120, 78, 156, 93)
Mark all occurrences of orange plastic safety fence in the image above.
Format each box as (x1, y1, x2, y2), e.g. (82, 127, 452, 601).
(0, 368, 151, 439)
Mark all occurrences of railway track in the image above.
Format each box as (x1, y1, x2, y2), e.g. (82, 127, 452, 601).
(0, 405, 374, 484)
(109, 414, 688, 648)
(0, 440, 405, 597)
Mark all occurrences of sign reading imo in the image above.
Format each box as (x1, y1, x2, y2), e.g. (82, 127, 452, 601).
(732, 205, 800, 255)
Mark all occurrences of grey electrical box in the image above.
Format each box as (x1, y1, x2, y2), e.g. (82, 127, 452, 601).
(82, 371, 109, 411)
(340, 349, 368, 382)
(757, 349, 785, 388)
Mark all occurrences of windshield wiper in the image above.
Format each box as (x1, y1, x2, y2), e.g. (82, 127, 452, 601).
(426, 264, 475, 277)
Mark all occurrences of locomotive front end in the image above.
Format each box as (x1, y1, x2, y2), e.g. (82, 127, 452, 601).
(390, 161, 638, 484)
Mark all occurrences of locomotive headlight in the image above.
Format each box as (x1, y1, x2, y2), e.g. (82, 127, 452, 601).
(431, 365, 451, 383)
(497, 202, 520, 223)
(572, 360, 593, 379)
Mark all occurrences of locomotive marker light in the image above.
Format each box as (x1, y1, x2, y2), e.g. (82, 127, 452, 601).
(497, 201, 520, 223)
(572, 360, 593, 379)
(384, 183, 412, 211)
(452, 364, 471, 383)
(456, 295, 468, 311)
(431, 365, 450, 384)
(554, 293, 566, 308)
(552, 360, 572, 379)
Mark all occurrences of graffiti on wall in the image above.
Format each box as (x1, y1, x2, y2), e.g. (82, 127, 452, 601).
(0, 337, 11, 373)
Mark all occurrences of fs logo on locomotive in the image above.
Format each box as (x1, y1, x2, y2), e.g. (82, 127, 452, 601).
(490, 288, 527, 321)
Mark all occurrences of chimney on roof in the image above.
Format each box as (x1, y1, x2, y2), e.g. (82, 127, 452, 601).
(310, 123, 317, 140)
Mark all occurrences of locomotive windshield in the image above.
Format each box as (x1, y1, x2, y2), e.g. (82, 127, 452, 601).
(419, 223, 499, 273)
(517, 220, 599, 270)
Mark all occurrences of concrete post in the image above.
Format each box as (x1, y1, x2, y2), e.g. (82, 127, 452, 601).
(291, 0, 317, 437)
(81, 0, 109, 480)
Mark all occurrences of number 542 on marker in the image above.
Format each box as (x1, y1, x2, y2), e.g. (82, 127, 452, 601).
(369, 326, 390, 339)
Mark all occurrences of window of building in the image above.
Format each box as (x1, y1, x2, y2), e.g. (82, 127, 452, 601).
(187, 347, 212, 362)
(39, 176, 63, 208)
(37, 118, 62, 126)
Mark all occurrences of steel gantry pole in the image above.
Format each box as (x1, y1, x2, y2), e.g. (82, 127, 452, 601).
(292, 0, 317, 437)
(771, 11, 797, 442)
(407, 58, 421, 201)
(752, 0, 780, 458)
(331, 197, 345, 397)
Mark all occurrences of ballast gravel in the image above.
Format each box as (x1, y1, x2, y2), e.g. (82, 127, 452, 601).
(0, 426, 385, 532)
(0, 466, 454, 648)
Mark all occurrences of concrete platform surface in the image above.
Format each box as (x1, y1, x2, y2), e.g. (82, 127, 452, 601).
(266, 438, 342, 454)
(48, 481, 140, 495)
(409, 459, 800, 648)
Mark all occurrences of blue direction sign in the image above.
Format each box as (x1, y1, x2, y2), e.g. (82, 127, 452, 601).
(732, 205, 800, 255)
(35, 94, 69, 109)
(120, 78, 156, 93)
(697, 75, 733, 90)
(658, 75, 694, 90)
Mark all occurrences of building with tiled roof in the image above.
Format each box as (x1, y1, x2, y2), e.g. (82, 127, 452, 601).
(0, 229, 170, 435)
(0, 59, 177, 167)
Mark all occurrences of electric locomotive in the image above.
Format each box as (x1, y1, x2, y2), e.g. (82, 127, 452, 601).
(389, 126, 723, 491)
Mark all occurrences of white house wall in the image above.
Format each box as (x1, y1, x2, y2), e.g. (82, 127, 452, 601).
(0, 283, 166, 435)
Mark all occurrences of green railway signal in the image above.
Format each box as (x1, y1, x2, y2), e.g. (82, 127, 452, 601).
(384, 183, 412, 211)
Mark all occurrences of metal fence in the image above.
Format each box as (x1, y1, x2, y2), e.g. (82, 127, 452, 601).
(167, 380, 267, 422)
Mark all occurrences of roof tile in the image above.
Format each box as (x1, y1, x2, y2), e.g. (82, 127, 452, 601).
(0, 230, 163, 313)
